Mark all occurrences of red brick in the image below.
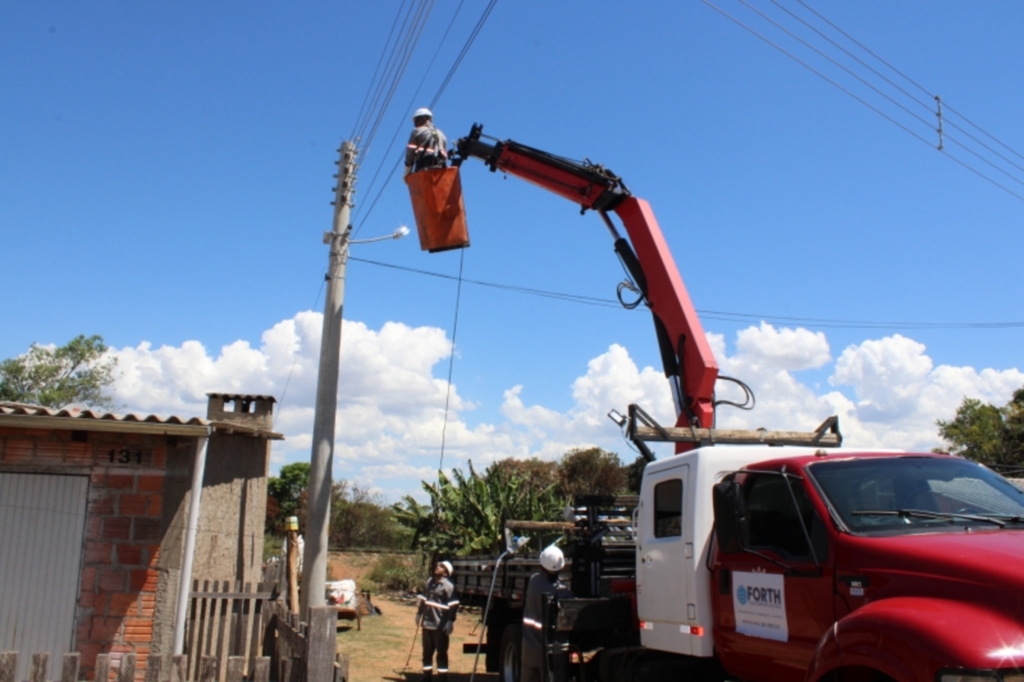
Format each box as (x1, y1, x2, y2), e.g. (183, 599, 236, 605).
(98, 568, 127, 592)
(81, 567, 97, 592)
(122, 622, 152, 643)
(4, 439, 35, 462)
(24, 428, 50, 438)
(34, 443, 65, 463)
(119, 494, 148, 516)
(109, 594, 139, 616)
(65, 441, 93, 464)
(76, 642, 103, 670)
(92, 593, 109, 616)
(144, 545, 160, 565)
(116, 543, 144, 565)
(133, 518, 161, 542)
(137, 474, 164, 492)
(84, 542, 115, 564)
(103, 518, 131, 540)
(89, 617, 123, 643)
(107, 474, 135, 491)
(91, 471, 107, 486)
(138, 594, 157, 618)
(84, 517, 104, 541)
(151, 446, 166, 468)
(88, 496, 115, 516)
(146, 494, 162, 516)
(130, 569, 159, 592)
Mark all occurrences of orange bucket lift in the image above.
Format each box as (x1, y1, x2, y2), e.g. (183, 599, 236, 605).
(405, 166, 470, 253)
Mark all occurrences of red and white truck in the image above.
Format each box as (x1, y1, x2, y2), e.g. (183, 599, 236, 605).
(418, 126, 1024, 682)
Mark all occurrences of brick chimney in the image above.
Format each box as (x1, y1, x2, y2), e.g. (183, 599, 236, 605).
(206, 393, 275, 432)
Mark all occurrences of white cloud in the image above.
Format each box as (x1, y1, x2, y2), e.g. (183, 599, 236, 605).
(108, 312, 1024, 500)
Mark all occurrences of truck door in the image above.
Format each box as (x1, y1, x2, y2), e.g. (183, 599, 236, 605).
(636, 462, 692, 655)
(713, 470, 834, 682)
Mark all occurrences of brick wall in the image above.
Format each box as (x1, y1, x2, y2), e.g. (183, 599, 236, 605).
(0, 426, 177, 681)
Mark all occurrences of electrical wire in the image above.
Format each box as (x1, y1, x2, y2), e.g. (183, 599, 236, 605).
(353, 0, 469, 236)
(429, 0, 499, 109)
(348, 255, 1024, 331)
(350, 0, 412, 141)
(277, 275, 328, 409)
(703, 0, 1024, 204)
(437, 249, 466, 476)
(354, 0, 500, 231)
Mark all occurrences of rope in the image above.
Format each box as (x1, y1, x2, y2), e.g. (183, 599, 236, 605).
(437, 248, 466, 476)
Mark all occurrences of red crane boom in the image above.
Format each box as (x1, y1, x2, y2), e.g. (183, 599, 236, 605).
(454, 125, 719, 451)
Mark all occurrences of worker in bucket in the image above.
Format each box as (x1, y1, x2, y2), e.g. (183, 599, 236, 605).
(416, 560, 459, 681)
(522, 544, 572, 682)
(404, 107, 448, 176)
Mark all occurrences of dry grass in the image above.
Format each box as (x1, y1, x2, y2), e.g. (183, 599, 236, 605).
(329, 552, 497, 681)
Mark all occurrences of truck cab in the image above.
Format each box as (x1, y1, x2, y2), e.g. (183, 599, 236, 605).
(640, 447, 1024, 682)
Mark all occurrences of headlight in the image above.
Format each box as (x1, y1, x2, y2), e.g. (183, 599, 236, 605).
(940, 675, 999, 682)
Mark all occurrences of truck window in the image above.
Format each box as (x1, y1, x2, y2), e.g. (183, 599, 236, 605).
(654, 479, 683, 538)
(808, 456, 1024, 536)
(745, 474, 827, 561)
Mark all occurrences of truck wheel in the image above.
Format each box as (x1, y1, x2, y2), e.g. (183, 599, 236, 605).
(499, 622, 522, 682)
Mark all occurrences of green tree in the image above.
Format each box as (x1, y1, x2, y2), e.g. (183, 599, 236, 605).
(624, 454, 647, 494)
(329, 480, 411, 550)
(0, 334, 118, 409)
(935, 388, 1024, 466)
(393, 462, 566, 558)
(266, 462, 310, 533)
(556, 447, 628, 498)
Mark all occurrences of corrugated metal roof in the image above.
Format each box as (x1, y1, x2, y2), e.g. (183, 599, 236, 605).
(0, 402, 283, 439)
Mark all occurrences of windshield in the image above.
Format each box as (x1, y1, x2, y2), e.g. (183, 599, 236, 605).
(806, 456, 1024, 536)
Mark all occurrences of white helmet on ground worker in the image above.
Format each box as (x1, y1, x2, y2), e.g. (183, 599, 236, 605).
(413, 107, 433, 122)
(439, 560, 453, 577)
(539, 545, 565, 573)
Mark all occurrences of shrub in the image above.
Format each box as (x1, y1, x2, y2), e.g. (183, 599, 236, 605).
(365, 554, 425, 593)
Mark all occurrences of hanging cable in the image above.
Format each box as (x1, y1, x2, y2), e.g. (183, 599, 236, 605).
(278, 275, 328, 409)
(347, 255, 1024, 330)
(437, 249, 466, 475)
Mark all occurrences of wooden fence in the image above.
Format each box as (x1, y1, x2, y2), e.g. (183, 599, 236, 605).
(186, 580, 275, 682)
(0, 646, 346, 682)
(0, 652, 268, 682)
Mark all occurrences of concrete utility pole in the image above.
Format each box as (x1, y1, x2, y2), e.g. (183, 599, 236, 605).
(301, 140, 357, 616)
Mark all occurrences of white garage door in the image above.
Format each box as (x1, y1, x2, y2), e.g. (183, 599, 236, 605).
(0, 472, 89, 680)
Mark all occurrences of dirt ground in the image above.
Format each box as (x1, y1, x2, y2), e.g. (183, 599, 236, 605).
(329, 553, 498, 681)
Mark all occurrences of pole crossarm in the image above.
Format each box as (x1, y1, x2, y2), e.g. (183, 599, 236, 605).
(626, 403, 842, 448)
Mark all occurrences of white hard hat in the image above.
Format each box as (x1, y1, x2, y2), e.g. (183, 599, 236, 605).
(539, 545, 565, 573)
(413, 107, 433, 121)
(439, 560, 453, 577)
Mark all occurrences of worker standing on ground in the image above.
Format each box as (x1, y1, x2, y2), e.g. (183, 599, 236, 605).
(416, 560, 459, 681)
(404, 107, 448, 177)
(522, 545, 572, 682)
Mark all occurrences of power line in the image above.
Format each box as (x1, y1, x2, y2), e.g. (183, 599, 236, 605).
(429, 0, 499, 109)
(792, 0, 1024, 168)
(353, 0, 469, 236)
(350, 256, 1024, 331)
(354, 0, 500, 231)
(703, 0, 1024, 204)
(350, 0, 412, 141)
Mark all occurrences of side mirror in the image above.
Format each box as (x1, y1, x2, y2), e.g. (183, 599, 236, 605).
(712, 480, 748, 554)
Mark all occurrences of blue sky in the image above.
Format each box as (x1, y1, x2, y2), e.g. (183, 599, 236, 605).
(3, 1, 1023, 499)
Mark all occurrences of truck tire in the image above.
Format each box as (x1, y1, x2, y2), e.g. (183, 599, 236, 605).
(499, 622, 522, 682)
